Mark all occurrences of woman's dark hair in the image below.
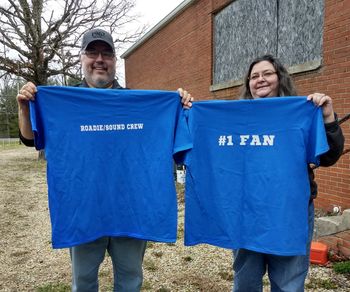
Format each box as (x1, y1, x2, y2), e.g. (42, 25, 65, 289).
(240, 54, 298, 99)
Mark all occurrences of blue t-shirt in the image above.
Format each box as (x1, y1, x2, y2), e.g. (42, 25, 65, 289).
(30, 86, 192, 248)
(184, 97, 329, 256)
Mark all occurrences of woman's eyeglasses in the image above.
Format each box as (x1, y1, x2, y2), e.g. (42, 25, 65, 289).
(249, 71, 276, 81)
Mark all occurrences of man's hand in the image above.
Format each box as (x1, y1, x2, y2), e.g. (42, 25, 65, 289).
(17, 82, 37, 140)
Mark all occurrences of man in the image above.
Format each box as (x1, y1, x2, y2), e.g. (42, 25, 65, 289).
(17, 28, 193, 292)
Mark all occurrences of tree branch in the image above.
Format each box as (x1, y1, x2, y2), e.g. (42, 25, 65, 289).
(0, 0, 144, 85)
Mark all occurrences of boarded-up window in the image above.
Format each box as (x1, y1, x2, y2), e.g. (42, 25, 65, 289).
(213, 0, 324, 87)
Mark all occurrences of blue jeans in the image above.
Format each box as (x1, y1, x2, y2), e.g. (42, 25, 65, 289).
(233, 202, 314, 292)
(70, 237, 147, 292)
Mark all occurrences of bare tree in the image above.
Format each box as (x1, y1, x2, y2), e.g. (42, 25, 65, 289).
(0, 0, 146, 85)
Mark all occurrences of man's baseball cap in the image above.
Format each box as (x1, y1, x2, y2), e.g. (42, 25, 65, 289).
(81, 28, 115, 52)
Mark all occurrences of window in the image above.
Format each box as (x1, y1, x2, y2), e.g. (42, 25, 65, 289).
(212, 0, 324, 90)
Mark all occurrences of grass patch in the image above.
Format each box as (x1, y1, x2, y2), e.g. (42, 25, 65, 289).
(147, 241, 155, 248)
(177, 223, 184, 239)
(218, 270, 233, 281)
(183, 255, 193, 262)
(152, 251, 163, 258)
(176, 182, 185, 203)
(156, 287, 171, 292)
(0, 142, 22, 150)
(141, 280, 153, 290)
(305, 278, 338, 290)
(262, 276, 270, 286)
(10, 250, 30, 257)
(143, 259, 158, 272)
(98, 269, 110, 278)
(36, 283, 70, 292)
(333, 261, 350, 274)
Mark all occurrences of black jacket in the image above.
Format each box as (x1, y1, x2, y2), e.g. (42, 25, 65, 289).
(309, 117, 344, 200)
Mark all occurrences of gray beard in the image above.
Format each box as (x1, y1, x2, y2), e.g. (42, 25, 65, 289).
(91, 77, 113, 88)
(83, 67, 116, 88)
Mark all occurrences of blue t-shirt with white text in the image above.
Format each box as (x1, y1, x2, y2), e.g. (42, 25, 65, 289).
(30, 86, 192, 248)
(183, 97, 329, 256)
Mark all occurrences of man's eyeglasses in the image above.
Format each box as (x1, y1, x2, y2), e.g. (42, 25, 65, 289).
(249, 71, 276, 81)
(82, 50, 115, 60)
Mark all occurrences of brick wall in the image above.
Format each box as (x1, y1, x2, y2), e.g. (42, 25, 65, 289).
(123, 0, 350, 211)
(297, 0, 350, 211)
(318, 230, 350, 260)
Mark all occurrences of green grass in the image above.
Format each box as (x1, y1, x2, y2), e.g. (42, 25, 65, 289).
(176, 182, 185, 203)
(147, 241, 155, 248)
(218, 270, 233, 281)
(305, 278, 338, 290)
(143, 259, 158, 271)
(183, 255, 193, 262)
(156, 288, 171, 292)
(0, 142, 23, 149)
(141, 280, 153, 290)
(151, 251, 164, 258)
(262, 277, 270, 286)
(333, 260, 350, 274)
(36, 283, 70, 292)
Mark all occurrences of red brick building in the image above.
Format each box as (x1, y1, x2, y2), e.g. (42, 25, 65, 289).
(122, 0, 350, 211)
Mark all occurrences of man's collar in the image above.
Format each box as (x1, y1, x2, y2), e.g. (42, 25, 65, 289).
(77, 79, 124, 89)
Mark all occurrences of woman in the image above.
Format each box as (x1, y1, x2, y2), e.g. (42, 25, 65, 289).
(233, 55, 344, 292)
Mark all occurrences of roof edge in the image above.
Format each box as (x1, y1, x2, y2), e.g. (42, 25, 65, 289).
(121, 0, 196, 59)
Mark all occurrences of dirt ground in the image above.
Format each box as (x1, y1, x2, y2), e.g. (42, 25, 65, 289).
(0, 145, 349, 292)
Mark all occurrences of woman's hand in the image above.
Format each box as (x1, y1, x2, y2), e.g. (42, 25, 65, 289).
(178, 88, 194, 109)
(307, 93, 335, 123)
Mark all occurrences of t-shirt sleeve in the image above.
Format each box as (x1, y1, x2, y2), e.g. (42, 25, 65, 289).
(29, 98, 45, 150)
(173, 106, 193, 164)
(307, 107, 329, 165)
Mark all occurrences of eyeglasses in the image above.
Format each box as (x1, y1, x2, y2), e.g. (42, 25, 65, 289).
(249, 71, 277, 81)
(82, 50, 115, 60)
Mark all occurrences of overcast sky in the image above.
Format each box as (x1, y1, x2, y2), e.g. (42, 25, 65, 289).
(117, 0, 184, 85)
(125, 0, 185, 54)
(133, 0, 184, 29)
